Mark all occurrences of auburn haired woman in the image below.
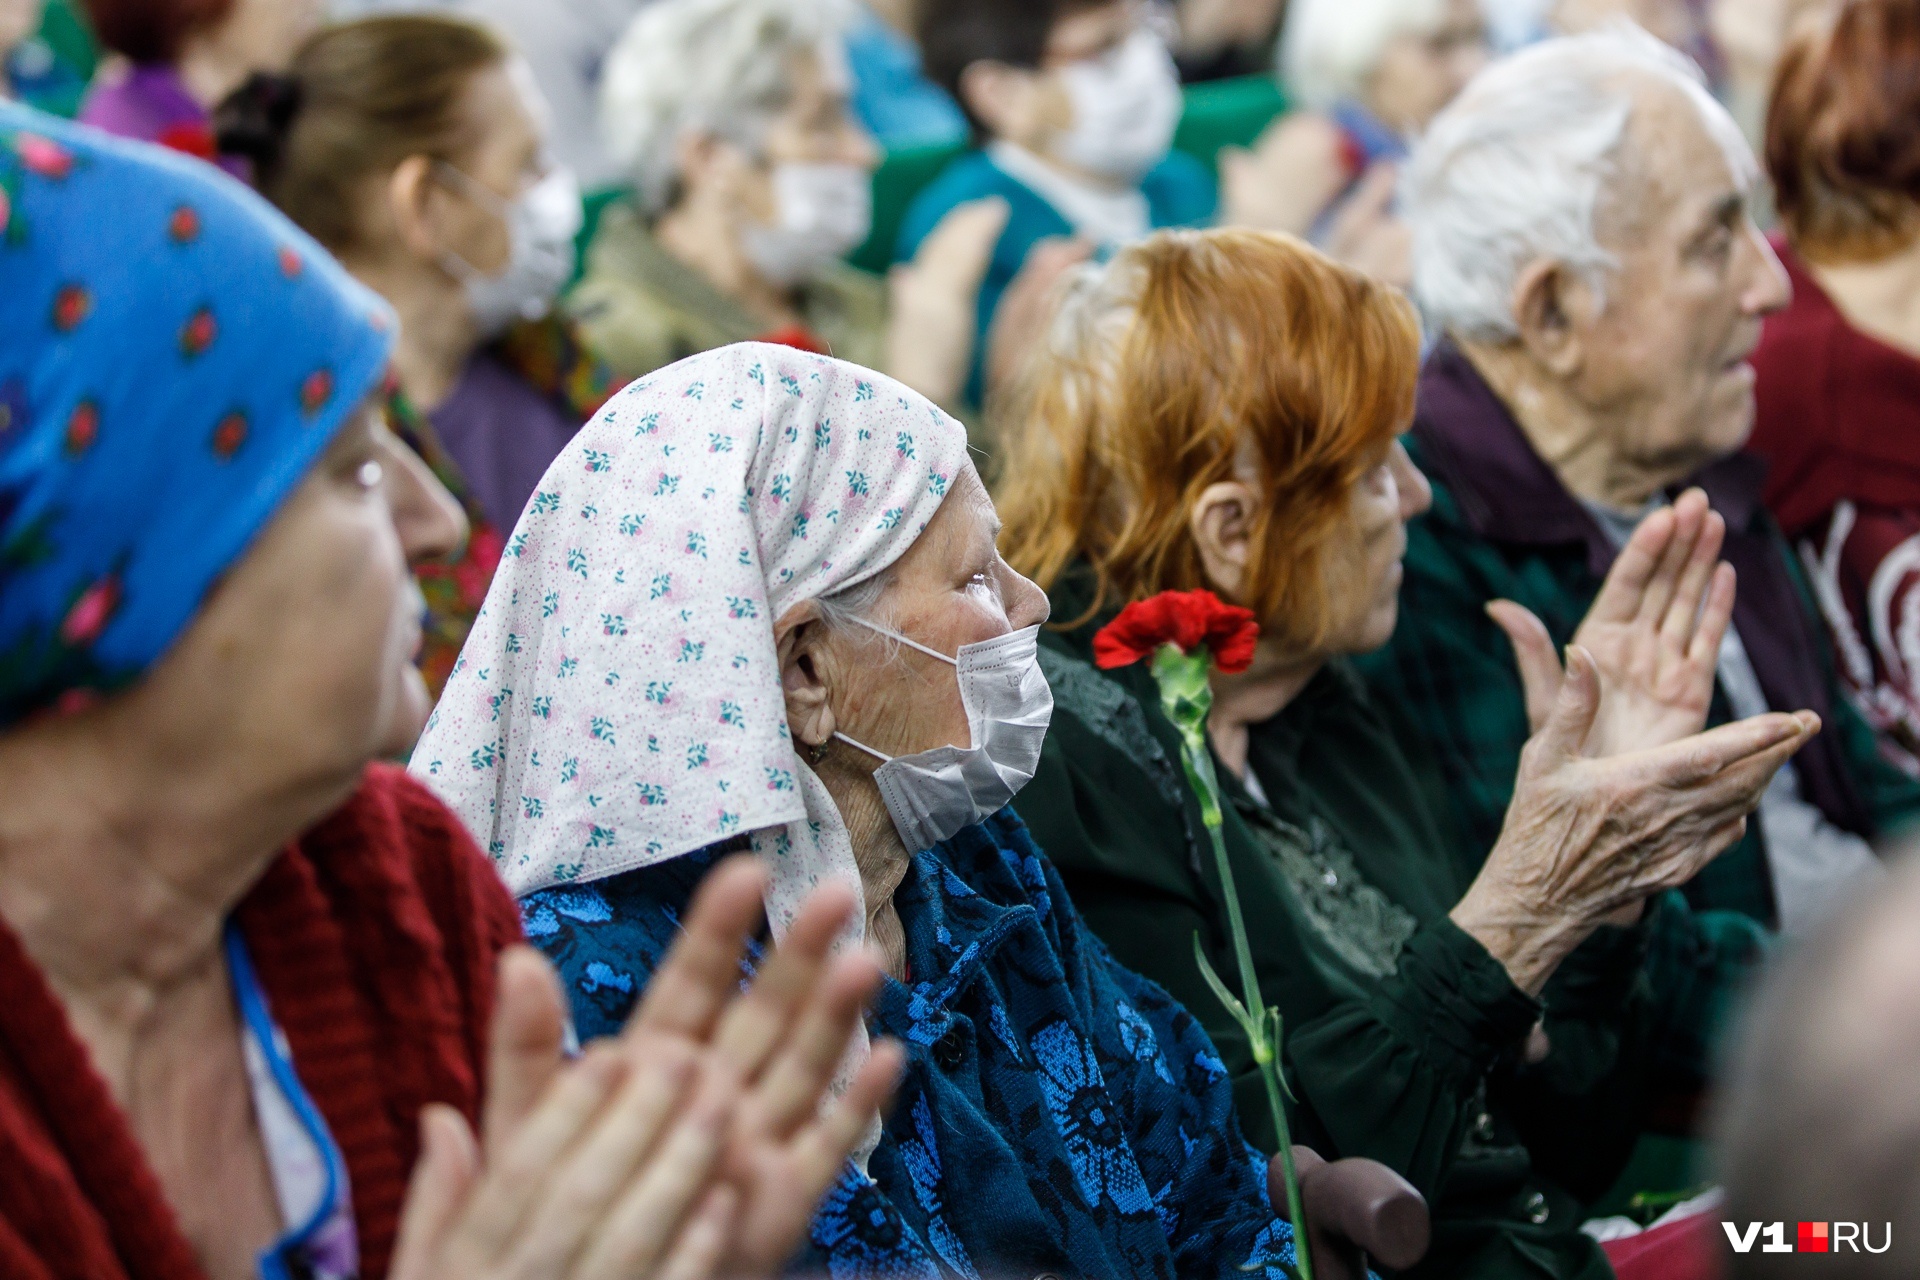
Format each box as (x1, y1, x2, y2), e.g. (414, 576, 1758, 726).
(998, 228, 1815, 1280)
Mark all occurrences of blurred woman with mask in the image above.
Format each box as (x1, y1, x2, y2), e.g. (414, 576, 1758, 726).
(222, 14, 615, 693)
(582, 0, 1008, 416)
(903, 0, 1214, 406)
(78, 0, 320, 172)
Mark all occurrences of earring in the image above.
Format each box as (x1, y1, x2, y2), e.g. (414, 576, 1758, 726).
(806, 739, 831, 765)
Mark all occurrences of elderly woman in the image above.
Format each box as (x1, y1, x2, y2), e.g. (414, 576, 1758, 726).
(997, 228, 1816, 1280)
(77, 0, 318, 170)
(224, 14, 618, 691)
(0, 107, 892, 1280)
(576, 0, 996, 412)
(413, 341, 1427, 1279)
(1745, 0, 1920, 777)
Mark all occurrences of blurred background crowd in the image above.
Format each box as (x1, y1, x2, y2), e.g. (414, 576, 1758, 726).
(7, 0, 1920, 1277)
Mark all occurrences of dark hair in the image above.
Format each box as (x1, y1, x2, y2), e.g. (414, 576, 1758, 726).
(236, 15, 508, 256)
(916, 0, 1111, 132)
(1768, 0, 1920, 263)
(82, 0, 234, 65)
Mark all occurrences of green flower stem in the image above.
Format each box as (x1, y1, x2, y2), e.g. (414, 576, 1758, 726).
(1150, 644, 1313, 1280)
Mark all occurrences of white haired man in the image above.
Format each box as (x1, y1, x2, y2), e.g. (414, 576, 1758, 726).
(1357, 25, 1920, 1119)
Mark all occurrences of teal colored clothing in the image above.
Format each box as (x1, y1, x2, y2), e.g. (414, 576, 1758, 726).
(1017, 573, 1754, 1279)
(893, 149, 1216, 407)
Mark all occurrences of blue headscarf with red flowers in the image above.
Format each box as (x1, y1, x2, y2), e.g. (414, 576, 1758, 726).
(0, 104, 395, 726)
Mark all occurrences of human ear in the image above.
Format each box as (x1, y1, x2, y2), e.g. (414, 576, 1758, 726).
(774, 601, 838, 750)
(386, 155, 442, 263)
(1509, 258, 1591, 380)
(1189, 480, 1259, 601)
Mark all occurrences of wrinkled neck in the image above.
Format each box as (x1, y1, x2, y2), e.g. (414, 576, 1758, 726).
(812, 748, 911, 980)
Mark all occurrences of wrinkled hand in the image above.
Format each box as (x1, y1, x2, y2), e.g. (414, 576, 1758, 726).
(1453, 647, 1818, 994)
(1219, 111, 1351, 237)
(1492, 488, 1736, 759)
(886, 196, 1011, 409)
(389, 859, 901, 1280)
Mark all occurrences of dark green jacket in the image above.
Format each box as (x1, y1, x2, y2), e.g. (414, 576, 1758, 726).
(1354, 343, 1920, 925)
(1023, 577, 1739, 1279)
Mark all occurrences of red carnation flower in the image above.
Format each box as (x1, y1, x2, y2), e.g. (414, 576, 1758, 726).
(179, 307, 217, 358)
(1093, 589, 1260, 675)
(169, 204, 200, 244)
(64, 400, 99, 455)
(211, 411, 248, 459)
(51, 283, 91, 332)
(16, 134, 74, 179)
(60, 575, 121, 646)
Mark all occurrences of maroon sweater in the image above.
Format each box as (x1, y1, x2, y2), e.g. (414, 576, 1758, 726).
(0, 763, 523, 1280)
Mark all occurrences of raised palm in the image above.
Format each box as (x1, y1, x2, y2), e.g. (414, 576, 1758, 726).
(1491, 487, 1736, 758)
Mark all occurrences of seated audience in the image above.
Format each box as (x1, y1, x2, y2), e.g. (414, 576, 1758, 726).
(846, 0, 969, 149)
(998, 226, 1813, 1280)
(415, 341, 1424, 1280)
(581, 0, 995, 413)
(1745, 0, 1920, 777)
(0, 108, 889, 1280)
(1716, 842, 1920, 1278)
(902, 0, 1216, 403)
(226, 14, 619, 693)
(1360, 24, 1920, 935)
(77, 0, 317, 170)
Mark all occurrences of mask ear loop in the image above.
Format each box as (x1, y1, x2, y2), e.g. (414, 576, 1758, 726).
(844, 615, 959, 666)
(821, 617, 962, 764)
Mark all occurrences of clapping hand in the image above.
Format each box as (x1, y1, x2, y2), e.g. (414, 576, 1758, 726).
(1491, 488, 1737, 758)
(390, 858, 901, 1280)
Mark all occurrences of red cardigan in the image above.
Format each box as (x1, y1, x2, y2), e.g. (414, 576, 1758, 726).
(0, 763, 523, 1280)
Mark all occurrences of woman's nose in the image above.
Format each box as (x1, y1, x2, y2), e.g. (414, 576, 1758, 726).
(1007, 564, 1052, 630)
(383, 433, 468, 566)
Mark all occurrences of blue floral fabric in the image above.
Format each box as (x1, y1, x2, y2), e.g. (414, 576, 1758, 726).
(0, 104, 395, 724)
(523, 808, 1300, 1280)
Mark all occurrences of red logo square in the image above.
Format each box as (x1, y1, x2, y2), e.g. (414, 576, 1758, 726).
(1799, 1222, 1830, 1253)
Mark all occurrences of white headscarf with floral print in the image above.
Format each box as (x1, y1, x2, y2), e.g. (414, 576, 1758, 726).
(411, 343, 969, 948)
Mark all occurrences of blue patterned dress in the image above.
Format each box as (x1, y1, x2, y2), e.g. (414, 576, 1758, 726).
(522, 809, 1301, 1280)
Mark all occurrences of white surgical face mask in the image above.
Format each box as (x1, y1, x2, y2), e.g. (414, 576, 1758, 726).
(742, 162, 873, 288)
(438, 162, 584, 338)
(1050, 28, 1183, 184)
(831, 620, 1054, 854)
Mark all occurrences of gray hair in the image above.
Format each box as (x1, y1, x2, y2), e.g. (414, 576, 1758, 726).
(1402, 22, 1756, 342)
(599, 0, 854, 214)
(1279, 0, 1449, 111)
